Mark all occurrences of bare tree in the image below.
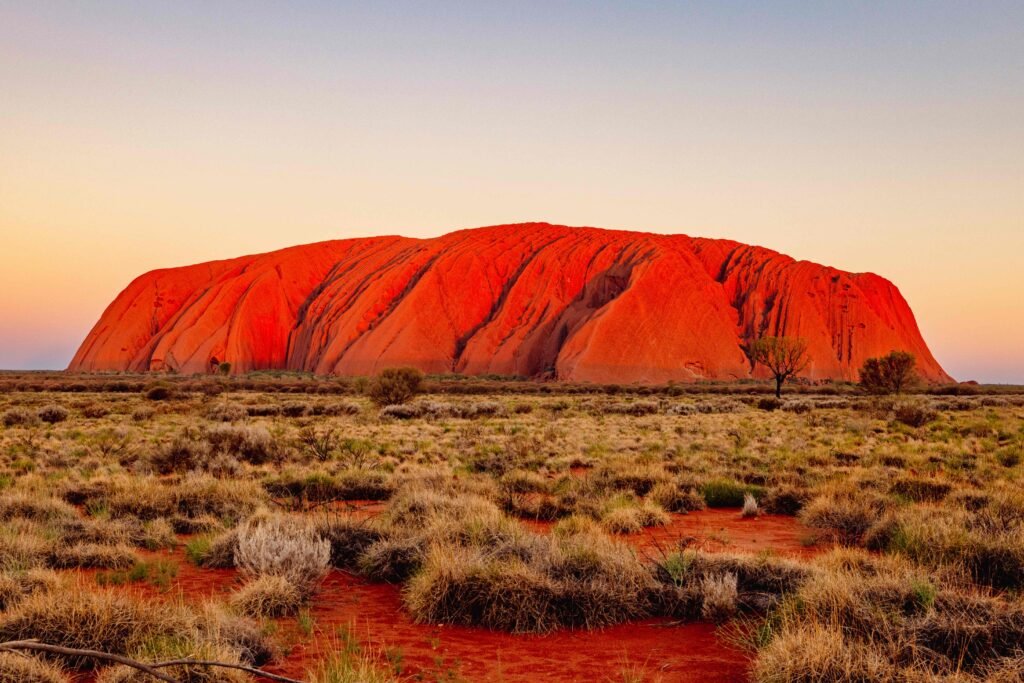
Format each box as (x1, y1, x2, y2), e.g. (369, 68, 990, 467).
(749, 336, 810, 398)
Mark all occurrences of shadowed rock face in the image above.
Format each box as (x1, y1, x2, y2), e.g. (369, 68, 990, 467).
(69, 223, 951, 383)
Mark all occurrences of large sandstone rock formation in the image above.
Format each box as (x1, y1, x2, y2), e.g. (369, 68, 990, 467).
(69, 223, 950, 383)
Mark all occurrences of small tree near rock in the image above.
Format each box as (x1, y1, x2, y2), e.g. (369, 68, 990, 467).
(749, 336, 809, 398)
(367, 367, 424, 406)
(859, 351, 917, 395)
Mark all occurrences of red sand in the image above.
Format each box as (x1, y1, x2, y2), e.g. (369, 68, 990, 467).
(69, 222, 950, 384)
(525, 508, 823, 559)
(267, 571, 749, 683)
(634, 508, 820, 558)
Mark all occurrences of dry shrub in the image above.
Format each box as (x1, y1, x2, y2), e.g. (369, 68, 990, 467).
(315, 516, 384, 570)
(658, 551, 812, 603)
(205, 424, 276, 464)
(405, 528, 653, 633)
(379, 403, 421, 420)
(603, 400, 659, 416)
(320, 400, 362, 416)
(889, 476, 952, 503)
(551, 515, 602, 537)
(2, 407, 40, 427)
(700, 572, 738, 622)
(230, 575, 303, 618)
(0, 524, 52, 571)
(760, 485, 811, 515)
(754, 624, 896, 683)
(0, 568, 60, 610)
(0, 585, 261, 679)
(142, 382, 173, 401)
(201, 606, 276, 666)
(406, 547, 559, 632)
(235, 515, 330, 596)
(700, 478, 760, 508)
(0, 588, 191, 667)
(499, 470, 549, 495)
(0, 494, 77, 523)
(187, 528, 239, 568)
(150, 430, 209, 474)
(781, 400, 812, 414)
(649, 482, 706, 513)
(105, 475, 264, 523)
(96, 635, 250, 683)
(173, 475, 266, 522)
(37, 405, 69, 424)
(52, 517, 133, 548)
(0, 652, 70, 683)
(754, 551, 1024, 682)
(592, 461, 668, 496)
(741, 493, 760, 518)
(600, 502, 668, 534)
(601, 507, 644, 534)
(358, 535, 425, 582)
(49, 543, 136, 570)
(204, 403, 247, 422)
(405, 532, 651, 634)
(170, 514, 222, 536)
(79, 403, 110, 419)
(880, 509, 1024, 589)
(912, 592, 1024, 670)
(893, 401, 938, 427)
(139, 518, 177, 550)
(800, 491, 890, 545)
(131, 406, 154, 422)
(307, 644, 399, 683)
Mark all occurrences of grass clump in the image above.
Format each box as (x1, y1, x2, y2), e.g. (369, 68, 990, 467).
(0, 588, 191, 668)
(649, 481, 706, 513)
(230, 575, 303, 618)
(405, 528, 653, 633)
(800, 491, 889, 545)
(0, 652, 70, 683)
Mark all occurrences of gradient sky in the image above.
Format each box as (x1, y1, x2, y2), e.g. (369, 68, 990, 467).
(2, 2, 1022, 382)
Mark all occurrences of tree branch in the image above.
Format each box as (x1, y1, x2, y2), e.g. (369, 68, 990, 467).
(152, 658, 305, 683)
(0, 640, 307, 683)
(0, 641, 177, 682)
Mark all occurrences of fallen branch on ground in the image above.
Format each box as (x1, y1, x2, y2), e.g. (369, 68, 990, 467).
(0, 639, 305, 683)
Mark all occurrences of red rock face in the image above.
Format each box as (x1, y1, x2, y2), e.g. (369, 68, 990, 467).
(69, 223, 951, 383)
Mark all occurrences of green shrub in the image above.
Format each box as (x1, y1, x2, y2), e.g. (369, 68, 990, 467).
(367, 367, 424, 407)
(701, 479, 762, 508)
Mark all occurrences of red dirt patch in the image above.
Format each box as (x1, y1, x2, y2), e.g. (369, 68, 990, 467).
(637, 508, 821, 558)
(524, 508, 822, 559)
(267, 571, 749, 683)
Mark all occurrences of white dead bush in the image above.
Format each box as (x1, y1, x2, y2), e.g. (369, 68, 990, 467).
(701, 572, 739, 622)
(234, 515, 330, 596)
(741, 492, 760, 518)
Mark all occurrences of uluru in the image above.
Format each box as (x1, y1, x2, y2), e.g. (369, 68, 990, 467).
(69, 223, 950, 384)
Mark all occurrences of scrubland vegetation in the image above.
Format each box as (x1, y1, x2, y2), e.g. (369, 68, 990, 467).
(0, 370, 1021, 681)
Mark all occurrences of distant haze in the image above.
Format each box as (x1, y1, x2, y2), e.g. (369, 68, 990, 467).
(1, 2, 1022, 382)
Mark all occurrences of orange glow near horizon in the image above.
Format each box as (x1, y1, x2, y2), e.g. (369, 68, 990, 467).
(1, 3, 1022, 382)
